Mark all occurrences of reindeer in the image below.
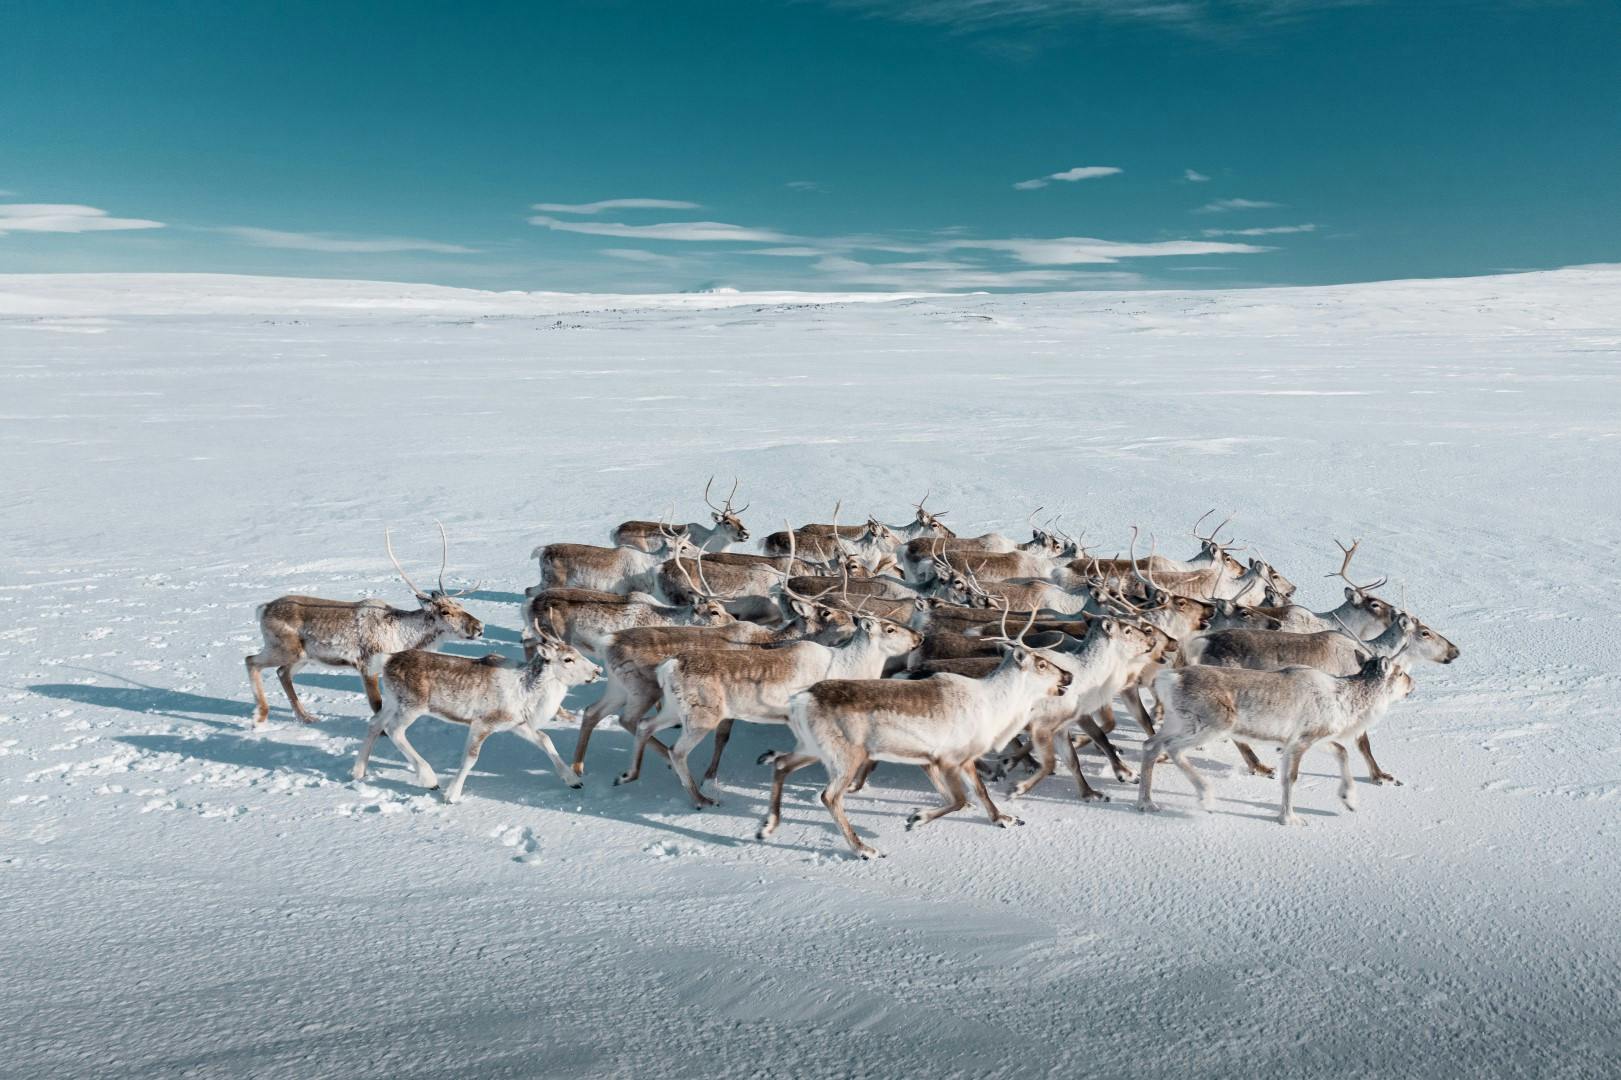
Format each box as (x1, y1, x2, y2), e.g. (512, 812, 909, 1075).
(351, 626, 600, 802)
(611, 477, 749, 552)
(897, 508, 1069, 575)
(757, 613, 1071, 859)
(522, 578, 731, 659)
(761, 502, 902, 566)
(617, 612, 923, 807)
(1257, 539, 1399, 634)
(569, 583, 855, 776)
(244, 528, 483, 726)
(1140, 653, 1415, 825)
(1181, 612, 1457, 784)
(532, 523, 695, 595)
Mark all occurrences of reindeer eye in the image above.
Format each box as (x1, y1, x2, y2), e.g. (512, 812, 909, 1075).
(563, 657, 574, 664)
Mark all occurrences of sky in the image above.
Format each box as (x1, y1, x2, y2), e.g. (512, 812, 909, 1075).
(2, 0, 1618, 293)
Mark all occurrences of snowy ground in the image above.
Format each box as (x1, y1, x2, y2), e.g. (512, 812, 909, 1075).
(3, 270, 1619, 1078)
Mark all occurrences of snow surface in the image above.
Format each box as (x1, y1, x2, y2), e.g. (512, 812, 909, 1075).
(3, 269, 1619, 1078)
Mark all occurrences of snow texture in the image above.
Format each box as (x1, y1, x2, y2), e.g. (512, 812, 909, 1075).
(3, 269, 1619, 1078)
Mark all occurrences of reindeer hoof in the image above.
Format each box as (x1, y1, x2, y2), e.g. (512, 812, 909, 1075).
(905, 810, 923, 831)
(854, 846, 884, 861)
(995, 815, 1024, 828)
(1279, 812, 1305, 827)
(1137, 799, 1161, 814)
(613, 773, 632, 786)
(756, 750, 779, 766)
(1081, 791, 1111, 803)
(567, 780, 584, 790)
(1372, 772, 1401, 787)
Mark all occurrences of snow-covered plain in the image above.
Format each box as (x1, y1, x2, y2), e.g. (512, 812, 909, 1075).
(3, 269, 1619, 1078)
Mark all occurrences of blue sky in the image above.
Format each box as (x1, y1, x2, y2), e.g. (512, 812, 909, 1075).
(3, 0, 1617, 292)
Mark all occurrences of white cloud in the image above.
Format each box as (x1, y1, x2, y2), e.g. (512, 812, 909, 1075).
(1201, 223, 1318, 237)
(528, 214, 791, 243)
(741, 246, 832, 257)
(820, 1, 1353, 34)
(600, 248, 684, 264)
(219, 227, 477, 254)
(1184, 169, 1210, 182)
(811, 254, 1142, 291)
(786, 180, 824, 192)
(0, 203, 164, 235)
(1013, 165, 1122, 190)
(530, 198, 701, 214)
(1195, 197, 1282, 213)
(953, 236, 1270, 265)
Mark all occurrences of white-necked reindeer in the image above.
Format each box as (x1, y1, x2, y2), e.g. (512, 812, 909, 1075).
(1181, 611, 1458, 784)
(611, 478, 750, 553)
(245, 528, 483, 726)
(1140, 652, 1414, 825)
(617, 612, 923, 807)
(351, 624, 601, 803)
(758, 611, 1071, 859)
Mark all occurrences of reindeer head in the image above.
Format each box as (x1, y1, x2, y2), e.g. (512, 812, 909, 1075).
(865, 518, 901, 549)
(1399, 613, 1460, 666)
(855, 614, 925, 658)
(1360, 653, 1415, 703)
(1209, 595, 1283, 630)
(703, 476, 750, 542)
(1095, 617, 1166, 663)
(1328, 539, 1396, 624)
(912, 490, 954, 537)
(388, 526, 484, 641)
(528, 623, 602, 686)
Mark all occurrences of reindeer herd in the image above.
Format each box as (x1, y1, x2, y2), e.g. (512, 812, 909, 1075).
(245, 481, 1458, 859)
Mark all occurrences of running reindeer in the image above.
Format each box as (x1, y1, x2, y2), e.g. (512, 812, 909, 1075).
(351, 623, 600, 802)
(245, 527, 482, 726)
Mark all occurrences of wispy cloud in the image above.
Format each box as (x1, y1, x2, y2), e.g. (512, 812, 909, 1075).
(0, 203, 164, 235)
(1013, 165, 1122, 190)
(1201, 223, 1317, 237)
(820, 1, 1367, 35)
(530, 198, 701, 214)
(811, 254, 1142, 290)
(218, 226, 477, 254)
(786, 180, 824, 192)
(1194, 197, 1282, 213)
(600, 248, 684, 265)
(528, 214, 791, 243)
(952, 236, 1270, 264)
(1183, 169, 1211, 182)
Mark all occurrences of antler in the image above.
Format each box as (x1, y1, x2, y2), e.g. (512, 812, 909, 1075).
(1027, 505, 1045, 538)
(1326, 538, 1387, 594)
(1192, 509, 1236, 544)
(385, 529, 426, 598)
(702, 476, 722, 513)
(726, 478, 748, 514)
(435, 520, 450, 595)
(1128, 526, 1161, 595)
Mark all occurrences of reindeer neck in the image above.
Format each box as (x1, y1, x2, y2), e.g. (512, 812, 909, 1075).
(392, 607, 444, 652)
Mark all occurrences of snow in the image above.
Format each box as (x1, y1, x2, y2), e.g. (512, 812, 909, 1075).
(3, 268, 1619, 1077)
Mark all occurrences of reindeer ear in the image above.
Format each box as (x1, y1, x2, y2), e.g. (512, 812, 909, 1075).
(1345, 586, 1360, 604)
(1099, 619, 1117, 637)
(788, 598, 812, 618)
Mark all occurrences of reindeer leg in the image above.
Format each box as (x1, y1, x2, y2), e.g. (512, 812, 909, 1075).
(1137, 734, 1167, 813)
(757, 752, 818, 839)
(1357, 732, 1398, 786)
(1331, 741, 1357, 812)
(352, 703, 389, 781)
(384, 709, 438, 790)
(1123, 682, 1157, 737)
(966, 762, 1022, 827)
(822, 751, 880, 859)
(905, 762, 970, 831)
(615, 684, 675, 765)
(571, 684, 624, 775)
(443, 720, 497, 804)
(512, 720, 585, 790)
(701, 718, 735, 785)
(1234, 741, 1276, 778)
(848, 759, 879, 792)
(276, 660, 320, 724)
(615, 707, 680, 787)
(1077, 715, 1134, 783)
(244, 653, 274, 726)
(666, 710, 720, 808)
(1278, 739, 1311, 826)
(1010, 722, 1059, 797)
(1061, 728, 1110, 802)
